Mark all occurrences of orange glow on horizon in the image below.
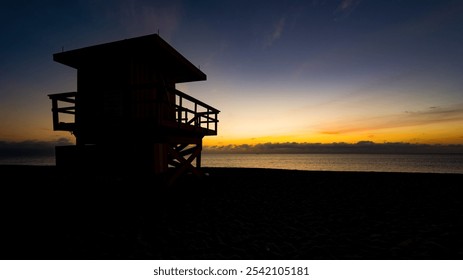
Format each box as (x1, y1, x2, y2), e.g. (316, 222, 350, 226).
(203, 122, 463, 146)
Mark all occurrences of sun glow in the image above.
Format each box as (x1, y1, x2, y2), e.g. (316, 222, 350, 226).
(204, 117, 463, 147)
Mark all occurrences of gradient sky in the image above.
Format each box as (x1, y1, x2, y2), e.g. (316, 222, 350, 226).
(1, 0, 463, 147)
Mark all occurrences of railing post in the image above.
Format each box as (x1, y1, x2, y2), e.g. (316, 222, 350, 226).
(194, 103, 198, 126)
(51, 98, 59, 129)
(178, 96, 182, 124)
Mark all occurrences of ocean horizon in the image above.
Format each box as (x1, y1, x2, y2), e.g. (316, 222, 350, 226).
(1, 153, 462, 174)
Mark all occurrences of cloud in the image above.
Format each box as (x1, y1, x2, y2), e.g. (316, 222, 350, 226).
(204, 141, 463, 154)
(338, 0, 359, 11)
(318, 105, 463, 135)
(265, 16, 286, 47)
(334, 0, 362, 19)
(0, 138, 71, 157)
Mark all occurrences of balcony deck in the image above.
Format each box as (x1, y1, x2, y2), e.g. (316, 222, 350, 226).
(48, 89, 219, 137)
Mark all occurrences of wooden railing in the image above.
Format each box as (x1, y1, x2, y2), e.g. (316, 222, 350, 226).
(48, 89, 219, 135)
(48, 92, 76, 132)
(173, 89, 220, 135)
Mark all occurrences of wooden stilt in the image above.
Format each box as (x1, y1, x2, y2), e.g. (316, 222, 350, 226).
(168, 142, 203, 185)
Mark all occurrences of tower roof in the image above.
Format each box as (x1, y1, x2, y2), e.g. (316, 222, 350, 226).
(53, 34, 206, 83)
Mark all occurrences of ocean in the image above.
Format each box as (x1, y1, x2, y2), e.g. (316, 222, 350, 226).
(1, 153, 463, 174)
(202, 153, 463, 174)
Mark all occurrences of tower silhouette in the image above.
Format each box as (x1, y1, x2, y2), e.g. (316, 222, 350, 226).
(48, 34, 219, 182)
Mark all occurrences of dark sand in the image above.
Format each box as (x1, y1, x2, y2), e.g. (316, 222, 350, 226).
(1, 165, 462, 260)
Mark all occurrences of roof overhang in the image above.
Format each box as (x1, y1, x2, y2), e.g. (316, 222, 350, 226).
(53, 34, 206, 83)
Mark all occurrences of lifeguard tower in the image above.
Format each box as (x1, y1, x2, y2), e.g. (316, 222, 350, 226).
(48, 34, 219, 182)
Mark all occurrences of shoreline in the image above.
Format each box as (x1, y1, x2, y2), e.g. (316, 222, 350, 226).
(1, 152, 463, 175)
(1, 165, 462, 260)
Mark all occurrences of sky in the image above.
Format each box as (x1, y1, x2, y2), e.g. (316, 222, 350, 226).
(1, 0, 463, 150)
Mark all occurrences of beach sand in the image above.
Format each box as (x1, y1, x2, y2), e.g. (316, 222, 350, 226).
(1, 165, 462, 259)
